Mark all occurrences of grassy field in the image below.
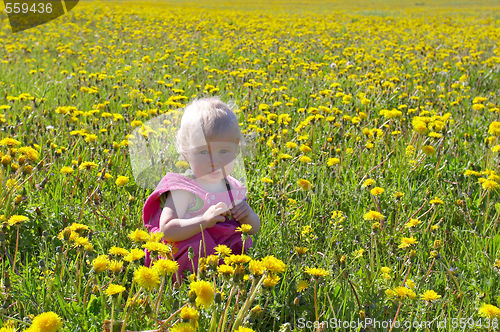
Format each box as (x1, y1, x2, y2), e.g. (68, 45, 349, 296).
(2, 0, 500, 331)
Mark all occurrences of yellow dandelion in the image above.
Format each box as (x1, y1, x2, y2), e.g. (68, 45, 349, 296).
(327, 158, 340, 166)
(115, 176, 129, 187)
(295, 247, 308, 255)
(370, 187, 384, 196)
(134, 266, 160, 291)
(128, 229, 150, 243)
(429, 197, 444, 205)
(482, 180, 499, 191)
(297, 280, 309, 292)
(399, 236, 418, 249)
(124, 248, 146, 262)
(261, 177, 273, 184)
(489, 122, 500, 136)
(262, 256, 286, 274)
(362, 179, 375, 187)
(190, 280, 214, 308)
(142, 242, 170, 255)
(247, 260, 265, 276)
(8, 215, 28, 226)
(92, 255, 109, 274)
(297, 178, 313, 191)
(420, 290, 441, 302)
(304, 267, 330, 278)
(153, 259, 179, 276)
(214, 244, 232, 257)
(0, 137, 21, 147)
(421, 145, 435, 156)
(363, 210, 385, 221)
(479, 304, 500, 319)
(299, 156, 312, 163)
(179, 306, 199, 322)
(109, 246, 129, 256)
(170, 322, 196, 332)
(108, 260, 123, 273)
(105, 284, 126, 296)
(29, 311, 63, 332)
(236, 224, 252, 234)
(263, 274, 280, 288)
(217, 264, 235, 276)
(79, 161, 98, 171)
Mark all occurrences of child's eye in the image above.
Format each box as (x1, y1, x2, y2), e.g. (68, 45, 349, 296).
(200, 150, 209, 155)
(220, 149, 228, 154)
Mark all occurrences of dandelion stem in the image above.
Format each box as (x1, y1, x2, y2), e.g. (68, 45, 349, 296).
(424, 207, 438, 234)
(227, 288, 241, 332)
(110, 300, 115, 332)
(387, 301, 402, 332)
(11, 225, 19, 275)
(154, 275, 166, 316)
(483, 190, 491, 234)
(96, 274, 106, 319)
(120, 287, 143, 332)
(218, 285, 236, 332)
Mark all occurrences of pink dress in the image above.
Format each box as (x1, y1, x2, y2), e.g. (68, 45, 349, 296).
(142, 171, 252, 282)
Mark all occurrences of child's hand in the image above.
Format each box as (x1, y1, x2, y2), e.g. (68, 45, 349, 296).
(230, 200, 251, 222)
(202, 202, 228, 229)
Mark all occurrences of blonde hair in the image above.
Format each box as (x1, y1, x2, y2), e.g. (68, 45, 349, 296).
(176, 97, 250, 158)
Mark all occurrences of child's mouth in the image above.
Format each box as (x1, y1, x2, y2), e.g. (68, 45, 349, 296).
(209, 171, 220, 178)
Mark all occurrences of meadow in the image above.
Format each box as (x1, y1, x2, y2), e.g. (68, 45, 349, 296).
(1, 0, 500, 330)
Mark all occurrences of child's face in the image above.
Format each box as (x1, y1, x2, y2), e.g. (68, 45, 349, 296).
(184, 136, 239, 183)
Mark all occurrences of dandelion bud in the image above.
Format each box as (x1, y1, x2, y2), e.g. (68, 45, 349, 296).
(2, 297, 11, 309)
(430, 250, 439, 259)
(38, 259, 45, 269)
(35, 206, 41, 216)
(433, 240, 442, 250)
(188, 290, 197, 304)
(23, 165, 33, 174)
(172, 299, 180, 310)
(78, 155, 82, 164)
(188, 246, 194, 260)
(409, 250, 417, 261)
(2, 222, 8, 233)
(371, 222, 380, 232)
(56, 246, 63, 254)
(14, 195, 22, 204)
(457, 199, 463, 206)
(18, 156, 26, 165)
(214, 292, 222, 304)
(128, 195, 134, 203)
(144, 301, 152, 314)
(0, 232, 5, 243)
(4, 271, 10, 289)
(359, 310, 366, 319)
(1, 155, 11, 166)
(62, 227, 71, 241)
(293, 296, 300, 306)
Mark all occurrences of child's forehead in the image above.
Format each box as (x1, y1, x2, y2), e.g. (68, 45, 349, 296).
(189, 132, 239, 147)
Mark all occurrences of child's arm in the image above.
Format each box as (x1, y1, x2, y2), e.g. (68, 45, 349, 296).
(159, 190, 228, 242)
(230, 200, 261, 235)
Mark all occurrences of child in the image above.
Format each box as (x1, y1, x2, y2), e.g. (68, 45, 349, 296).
(142, 97, 260, 283)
